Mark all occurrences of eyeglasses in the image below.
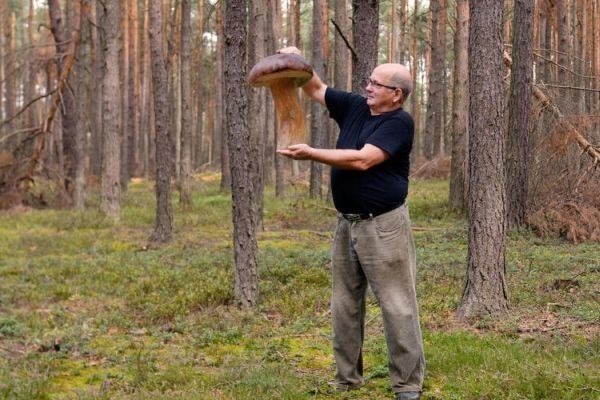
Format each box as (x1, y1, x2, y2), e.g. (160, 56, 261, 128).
(366, 78, 398, 91)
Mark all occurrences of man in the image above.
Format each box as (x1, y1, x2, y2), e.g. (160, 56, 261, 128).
(277, 47, 425, 400)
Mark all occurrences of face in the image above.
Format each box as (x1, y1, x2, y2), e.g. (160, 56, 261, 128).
(365, 66, 403, 115)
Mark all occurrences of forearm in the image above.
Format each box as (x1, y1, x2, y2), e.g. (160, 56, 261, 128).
(277, 143, 388, 171)
(307, 148, 371, 170)
(301, 73, 327, 106)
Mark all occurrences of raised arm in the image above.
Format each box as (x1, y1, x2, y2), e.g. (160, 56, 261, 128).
(277, 47, 327, 106)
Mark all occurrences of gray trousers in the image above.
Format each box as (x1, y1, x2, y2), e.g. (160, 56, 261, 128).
(331, 205, 425, 393)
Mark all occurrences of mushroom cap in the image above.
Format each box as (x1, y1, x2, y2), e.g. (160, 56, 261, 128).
(248, 53, 313, 87)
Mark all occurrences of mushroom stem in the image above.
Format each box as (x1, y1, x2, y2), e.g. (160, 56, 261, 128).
(269, 78, 306, 149)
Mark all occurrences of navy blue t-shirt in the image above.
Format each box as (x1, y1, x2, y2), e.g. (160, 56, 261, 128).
(325, 87, 414, 215)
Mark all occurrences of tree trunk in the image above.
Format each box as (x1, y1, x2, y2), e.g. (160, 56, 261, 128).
(48, 0, 78, 195)
(457, 0, 508, 320)
(423, 0, 445, 159)
(140, 0, 152, 178)
(293, 0, 302, 47)
(225, 0, 260, 307)
(276, 0, 292, 197)
(595, 0, 600, 143)
(73, 3, 87, 209)
(410, 0, 420, 157)
(333, 0, 349, 172)
(148, 0, 173, 242)
(120, 0, 130, 190)
(248, 0, 266, 228)
(555, 0, 570, 86)
(535, 0, 547, 85)
(216, 3, 230, 191)
(448, 0, 469, 212)
(194, 0, 205, 170)
(388, 0, 398, 62)
(26, 0, 38, 130)
(99, 0, 121, 220)
(573, 0, 585, 113)
(169, 6, 181, 186)
(399, 0, 407, 64)
(506, 0, 534, 229)
(438, 0, 448, 155)
(179, 0, 193, 207)
(264, 0, 277, 186)
(90, 0, 103, 177)
(334, 0, 350, 92)
(310, 0, 327, 198)
(129, 0, 140, 177)
(351, 0, 378, 92)
(3, 7, 15, 141)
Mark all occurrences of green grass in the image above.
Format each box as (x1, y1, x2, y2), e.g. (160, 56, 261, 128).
(0, 175, 598, 399)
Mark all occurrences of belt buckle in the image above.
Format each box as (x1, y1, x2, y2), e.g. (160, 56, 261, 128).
(343, 213, 362, 222)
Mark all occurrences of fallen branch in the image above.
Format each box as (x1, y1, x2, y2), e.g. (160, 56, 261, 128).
(1, 88, 58, 127)
(503, 51, 600, 166)
(540, 84, 600, 93)
(0, 127, 38, 144)
(21, 0, 86, 183)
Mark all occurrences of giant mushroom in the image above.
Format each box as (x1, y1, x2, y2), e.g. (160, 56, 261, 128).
(248, 53, 313, 149)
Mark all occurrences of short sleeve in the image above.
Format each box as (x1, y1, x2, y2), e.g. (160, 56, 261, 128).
(325, 87, 365, 127)
(366, 115, 414, 156)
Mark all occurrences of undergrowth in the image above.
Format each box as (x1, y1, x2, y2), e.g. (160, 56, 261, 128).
(0, 175, 597, 399)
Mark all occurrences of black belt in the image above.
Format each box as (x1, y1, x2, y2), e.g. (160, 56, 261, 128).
(340, 212, 374, 222)
(340, 204, 403, 223)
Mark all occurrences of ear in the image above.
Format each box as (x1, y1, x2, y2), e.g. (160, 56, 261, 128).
(394, 89, 403, 104)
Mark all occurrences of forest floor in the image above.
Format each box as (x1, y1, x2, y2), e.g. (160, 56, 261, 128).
(0, 174, 598, 400)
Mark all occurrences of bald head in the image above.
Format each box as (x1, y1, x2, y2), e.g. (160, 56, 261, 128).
(373, 63, 413, 100)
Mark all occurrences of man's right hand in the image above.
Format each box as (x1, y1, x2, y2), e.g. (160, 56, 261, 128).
(276, 144, 314, 160)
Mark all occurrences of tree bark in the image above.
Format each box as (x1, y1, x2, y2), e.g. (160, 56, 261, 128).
(449, 0, 469, 212)
(334, 0, 350, 92)
(120, 0, 130, 190)
(73, 2, 87, 209)
(351, 0, 378, 92)
(99, 0, 121, 220)
(3, 6, 16, 141)
(248, 0, 266, 227)
(26, 0, 38, 130)
(274, 0, 286, 197)
(48, 0, 79, 195)
(457, 0, 508, 320)
(90, 0, 103, 177)
(225, 0, 260, 307)
(264, 0, 277, 186)
(216, 3, 230, 191)
(179, 0, 193, 207)
(140, 0, 152, 178)
(193, 0, 205, 170)
(506, 0, 534, 229)
(148, 0, 173, 242)
(423, 0, 445, 159)
(555, 0, 570, 87)
(129, 0, 140, 177)
(398, 0, 407, 64)
(310, 0, 327, 198)
(410, 0, 421, 157)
